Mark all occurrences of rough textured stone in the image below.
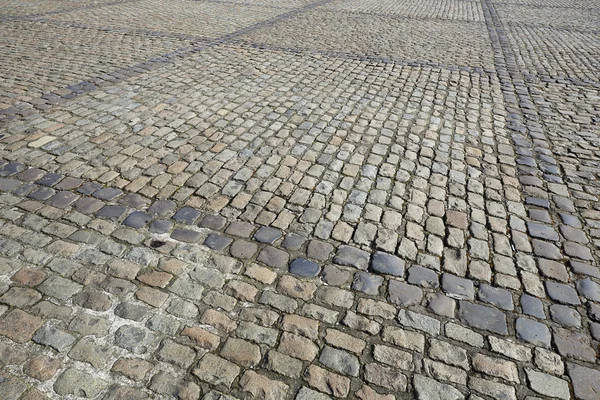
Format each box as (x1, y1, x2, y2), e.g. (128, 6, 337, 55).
(414, 374, 464, 400)
(319, 346, 360, 376)
(0, 309, 43, 343)
(193, 354, 240, 388)
(305, 365, 351, 397)
(526, 369, 570, 399)
(334, 245, 369, 270)
(353, 271, 384, 295)
(54, 368, 108, 398)
(568, 363, 600, 400)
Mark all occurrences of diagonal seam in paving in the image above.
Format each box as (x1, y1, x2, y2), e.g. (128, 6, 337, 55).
(0, 0, 337, 122)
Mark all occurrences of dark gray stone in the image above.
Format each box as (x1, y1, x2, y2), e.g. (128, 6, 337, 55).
(352, 271, 384, 295)
(370, 251, 405, 276)
(545, 281, 580, 305)
(459, 301, 508, 335)
(578, 279, 600, 302)
(407, 266, 439, 288)
(78, 181, 102, 195)
(0, 162, 25, 176)
(172, 207, 201, 224)
(29, 186, 55, 200)
(149, 220, 172, 234)
(93, 188, 122, 200)
(388, 280, 423, 306)
(428, 294, 455, 317)
(550, 305, 581, 328)
(97, 205, 127, 220)
(123, 212, 152, 228)
(257, 246, 289, 269)
(333, 245, 369, 270)
(13, 182, 34, 196)
(47, 191, 79, 208)
(532, 240, 562, 260)
(478, 284, 513, 310)
(199, 214, 227, 230)
(442, 274, 474, 300)
(36, 173, 63, 187)
(527, 222, 559, 241)
(521, 294, 545, 319)
(515, 317, 550, 347)
(204, 234, 233, 251)
(253, 226, 282, 244)
(281, 233, 306, 251)
(171, 228, 202, 243)
(118, 193, 149, 208)
(289, 258, 320, 277)
(115, 302, 149, 322)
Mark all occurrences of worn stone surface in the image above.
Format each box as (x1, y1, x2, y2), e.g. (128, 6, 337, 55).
(0, 0, 599, 398)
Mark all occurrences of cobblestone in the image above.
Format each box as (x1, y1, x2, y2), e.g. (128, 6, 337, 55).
(0, 0, 599, 397)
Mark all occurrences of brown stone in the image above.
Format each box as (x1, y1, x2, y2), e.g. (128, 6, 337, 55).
(277, 275, 317, 300)
(446, 210, 468, 229)
(282, 314, 319, 339)
(244, 264, 277, 284)
(137, 271, 173, 288)
(364, 363, 407, 391)
(0, 309, 43, 343)
(181, 326, 220, 350)
(200, 309, 237, 333)
(158, 258, 189, 275)
(239, 371, 289, 400)
(220, 338, 262, 367)
(23, 355, 62, 381)
(11, 268, 47, 286)
(135, 286, 168, 307)
(224, 280, 258, 302)
(325, 329, 366, 355)
(278, 332, 319, 361)
(21, 388, 50, 400)
(0, 287, 42, 308)
(73, 289, 112, 311)
(356, 385, 395, 400)
(107, 260, 140, 280)
(305, 365, 351, 397)
(111, 358, 154, 381)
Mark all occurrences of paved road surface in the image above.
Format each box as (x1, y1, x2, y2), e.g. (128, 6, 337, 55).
(0, 0, 599, 399)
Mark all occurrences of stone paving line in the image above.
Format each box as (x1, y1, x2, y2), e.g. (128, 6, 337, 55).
(0, 0, 599, 399)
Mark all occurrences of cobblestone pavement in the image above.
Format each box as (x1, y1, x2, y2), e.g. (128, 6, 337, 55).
(0, 0, 599, 399)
